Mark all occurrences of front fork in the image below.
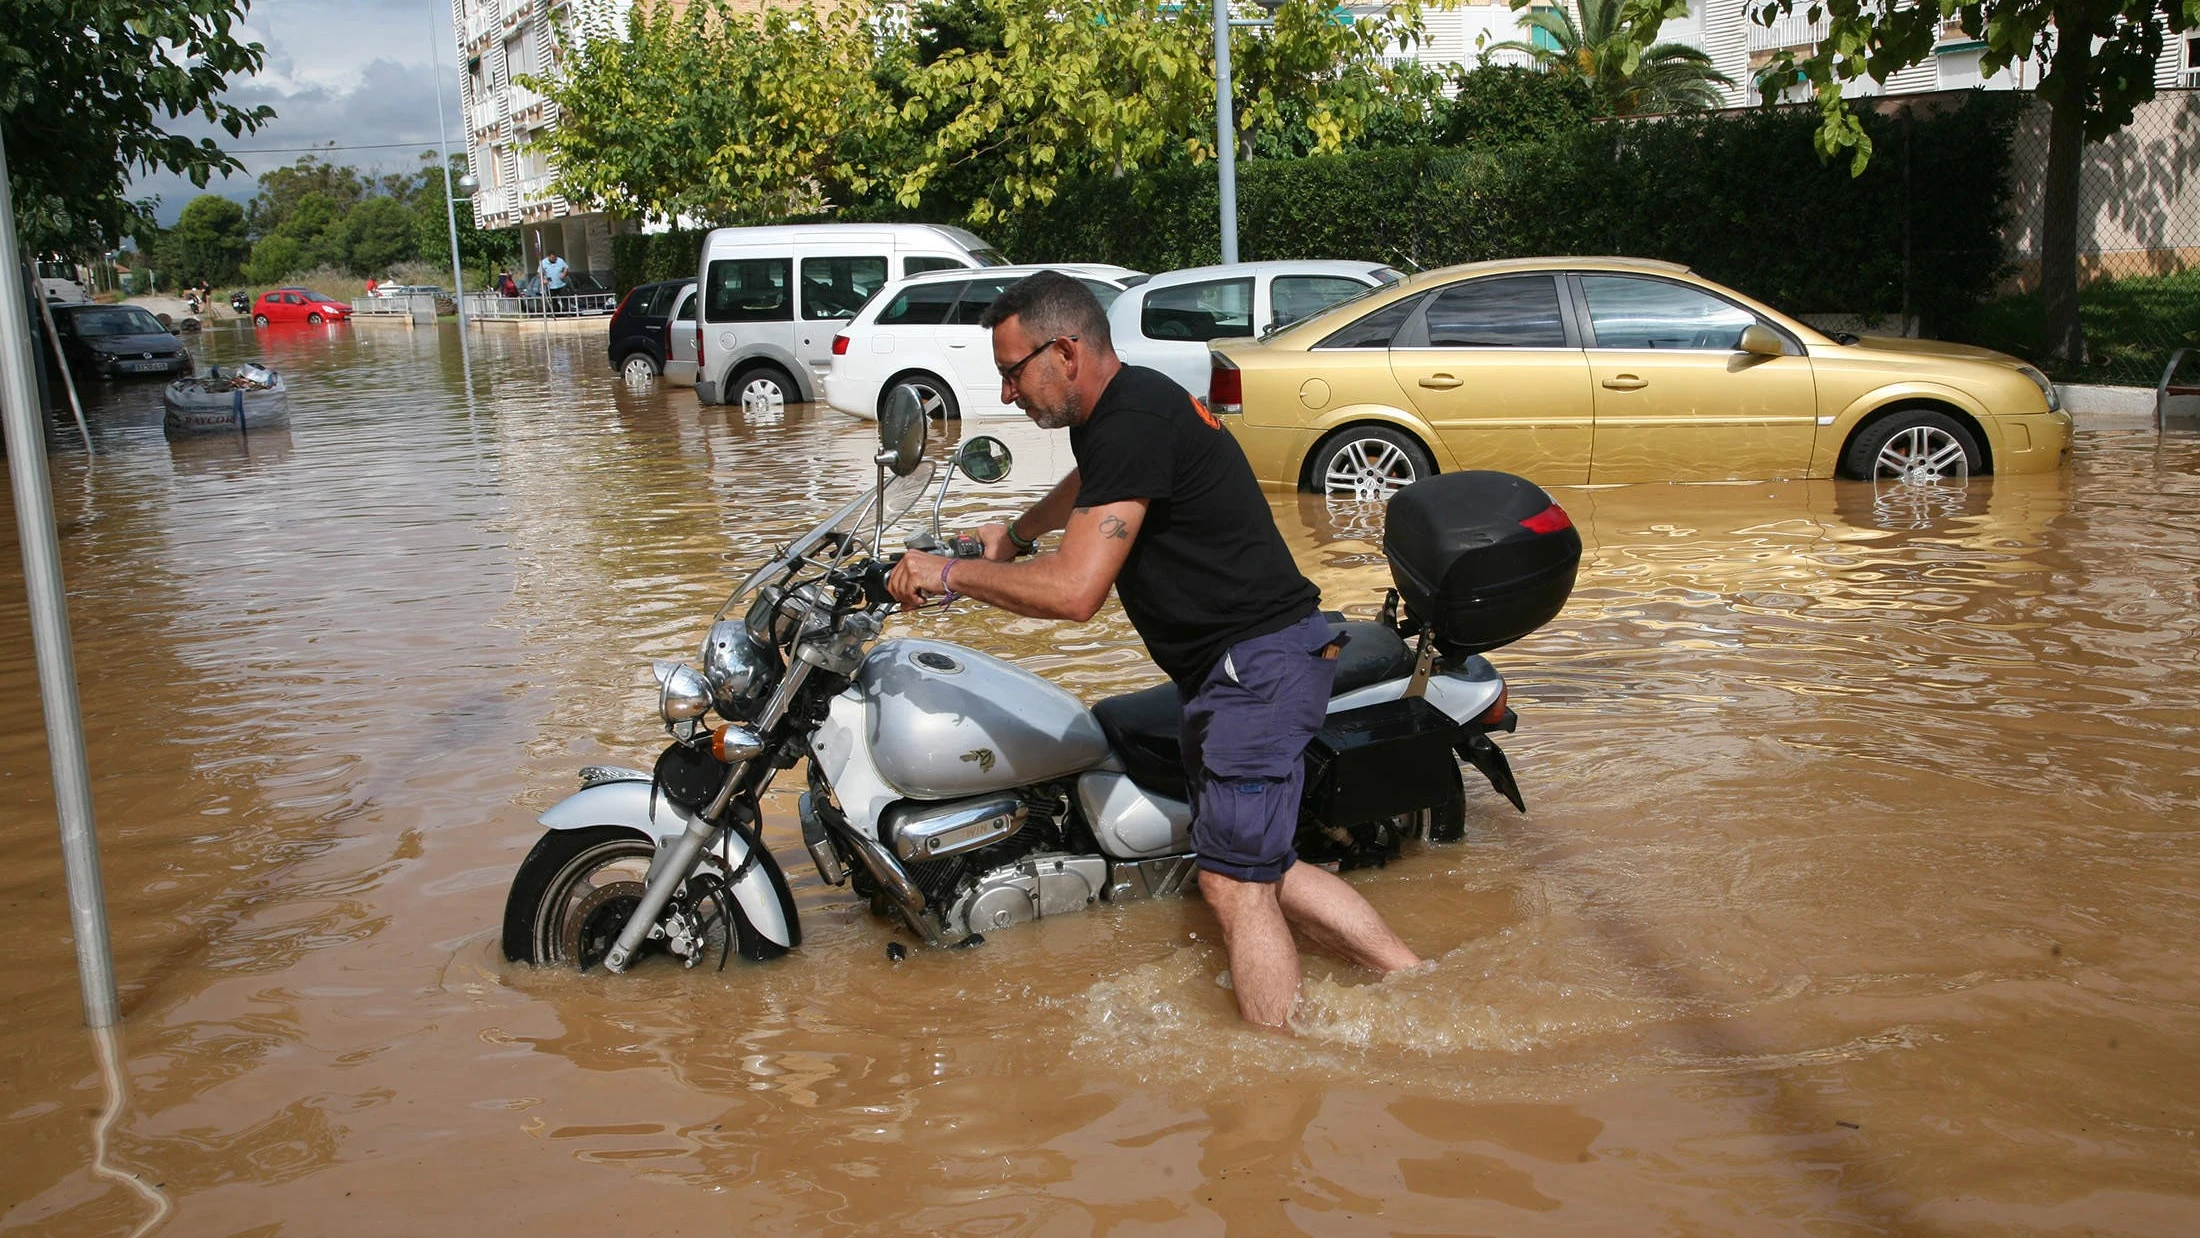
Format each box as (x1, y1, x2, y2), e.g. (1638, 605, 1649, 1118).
(602, 658, 815, 972)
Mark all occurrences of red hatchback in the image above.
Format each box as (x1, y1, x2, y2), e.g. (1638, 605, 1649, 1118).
(252, 288, 353, 326)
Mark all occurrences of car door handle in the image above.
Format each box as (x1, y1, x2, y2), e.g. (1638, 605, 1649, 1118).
(947, 341, 968, 349)
(1602, 375, 1648, 391)
(1418, 374, 1462, 389)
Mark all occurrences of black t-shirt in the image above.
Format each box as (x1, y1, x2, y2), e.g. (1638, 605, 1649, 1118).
(1071, 365, 1320, 687)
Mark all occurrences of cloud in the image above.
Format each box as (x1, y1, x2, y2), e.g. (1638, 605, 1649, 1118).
(129, 0, 470, 223)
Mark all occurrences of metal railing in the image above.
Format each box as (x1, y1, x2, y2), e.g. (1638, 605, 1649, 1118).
(465, 290, 619, 319)
(349, 292, 449, 318)
(2158, 347, 2198, 434)
(1746, 13, 1829, 52)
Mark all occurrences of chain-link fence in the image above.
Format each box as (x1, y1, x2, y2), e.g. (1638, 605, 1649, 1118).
(1967, 87, 2200, 386)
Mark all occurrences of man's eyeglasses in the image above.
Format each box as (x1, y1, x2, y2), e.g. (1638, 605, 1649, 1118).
(998, 334, 1078, 385)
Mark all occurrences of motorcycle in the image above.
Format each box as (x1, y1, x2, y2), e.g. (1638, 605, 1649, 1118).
(228, 290, 251, 315)
(501, 391, 1583, 972)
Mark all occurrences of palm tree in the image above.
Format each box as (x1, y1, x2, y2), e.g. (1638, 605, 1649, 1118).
(1488, 0, 1735, 116)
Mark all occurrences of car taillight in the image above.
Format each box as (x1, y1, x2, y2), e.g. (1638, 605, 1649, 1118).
(1209, 356, 1242, 415)
(1519, 503, 1573, 535)
(832, 333, 849, 356)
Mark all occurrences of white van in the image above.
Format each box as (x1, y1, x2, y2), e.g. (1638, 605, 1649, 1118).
(693, 223, 1004, 410)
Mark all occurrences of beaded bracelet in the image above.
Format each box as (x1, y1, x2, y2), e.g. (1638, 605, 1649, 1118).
(938, 557, 958, 604)
(1007, 524, 1037, 555)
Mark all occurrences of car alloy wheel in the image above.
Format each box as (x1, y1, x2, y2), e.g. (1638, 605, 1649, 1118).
(307, 312, 323, 325)
(621, 354, 659, 385)
(1316, 427, 1430, 501)
(1872, 424, 1970, 484)
(884, 375, 957, 421)
(253, 314, 270, 327)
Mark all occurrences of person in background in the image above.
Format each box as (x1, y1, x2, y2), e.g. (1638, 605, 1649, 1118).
(364, 274, 379, 298)
(540, 252, 569, 298)
(498, 271, 519, 298)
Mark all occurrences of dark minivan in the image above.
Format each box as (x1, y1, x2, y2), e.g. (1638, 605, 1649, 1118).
(607, 277, 697, 385)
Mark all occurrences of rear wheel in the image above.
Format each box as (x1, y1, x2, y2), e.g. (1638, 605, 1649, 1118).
(621, 352, 660, 385)
(1310, 425, 1432, 500)
(883, 373, 958, 421)
(503, 827, 665, 969)
(253, 313, 269, 327)
(733, 365, 795, 414)
(1842, 409, 1982, 482)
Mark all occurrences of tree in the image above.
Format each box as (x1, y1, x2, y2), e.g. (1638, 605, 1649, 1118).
(159, 193, 250, 283)
(1750, 0, 2198, 365)
(245, 153, 367, 238)
(0, 0, 272, 255)
(343, 195, 418, 275)
(1489, 0, 1734, 114)
(411, 153, 517, 287)
(244, 233, 305, 286)
(1442, 63, 1597, 147)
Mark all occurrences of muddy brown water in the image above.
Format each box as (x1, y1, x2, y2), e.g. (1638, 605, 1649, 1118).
(3, 323, 2197, 1236)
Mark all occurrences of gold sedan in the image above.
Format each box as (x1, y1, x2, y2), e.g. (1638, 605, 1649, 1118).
(1208, 257, 2072, 495)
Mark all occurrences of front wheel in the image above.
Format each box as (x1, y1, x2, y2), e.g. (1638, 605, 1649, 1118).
(307, 312, 324, 325)
(503, 827, 665, 968)
(1842, 409, 1982, 483)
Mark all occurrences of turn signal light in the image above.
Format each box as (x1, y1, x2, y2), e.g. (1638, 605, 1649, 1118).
(832, 333, 850, 356)
(711, 724, 765, 763)
(1519, 503, 1573, 535)
(1477, 684, 1510, 727)
(1209, 357, 1243, 415)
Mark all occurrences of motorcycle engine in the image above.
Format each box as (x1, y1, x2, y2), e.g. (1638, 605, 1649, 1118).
(900, 785, 1108, 939)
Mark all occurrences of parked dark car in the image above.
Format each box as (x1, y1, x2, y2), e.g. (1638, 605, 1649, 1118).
(607, 277, 695, 383)
(49, 304, 193, 380)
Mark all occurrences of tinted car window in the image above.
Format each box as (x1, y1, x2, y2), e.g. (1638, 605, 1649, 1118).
(1579, 276, 1757, 350)
(800, 255, 888, 320)
(904, 255, 969, 277)
(68, 307, 167, 336)
(705, 258, 792, 322)
(639, 283, 677, 318)
(1271, 275, 1370, 330)
(1315, 295, 1420, 349)
(1141, 278, 1253, 342)
(1423, 276, 1567, 347)
(947, 276, 1019, 326)
(877, 280, 963, 326)
(673, 289, 695, 321)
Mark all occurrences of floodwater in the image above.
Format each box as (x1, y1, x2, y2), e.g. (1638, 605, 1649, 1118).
(3, 322, 2197, 1236)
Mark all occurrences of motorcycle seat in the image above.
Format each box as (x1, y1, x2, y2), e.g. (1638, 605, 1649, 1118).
(1089, 620, 1415, 802)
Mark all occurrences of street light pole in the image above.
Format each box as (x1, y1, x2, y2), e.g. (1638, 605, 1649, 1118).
(430, 0, 473, 376)
(0, 133, 119, 1029)
(1213, 0, 1239, 264)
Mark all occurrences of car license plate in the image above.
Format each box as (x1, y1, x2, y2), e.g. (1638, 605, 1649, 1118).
(122, 359, 170, 373)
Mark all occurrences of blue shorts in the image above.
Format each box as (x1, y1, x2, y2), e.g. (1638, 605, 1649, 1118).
(1177, 613, 1340, 883)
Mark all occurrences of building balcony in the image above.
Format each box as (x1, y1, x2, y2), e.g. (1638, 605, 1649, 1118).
(1746, 14, 1828, 53)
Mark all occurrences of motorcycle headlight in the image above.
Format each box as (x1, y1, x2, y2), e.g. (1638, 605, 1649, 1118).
(654, 660, 714, 725)
(700, 620, 772, 717)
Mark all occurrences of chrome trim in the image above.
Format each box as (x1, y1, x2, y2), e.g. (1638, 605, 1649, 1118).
(885, 795, 1026, 862)
(1105, 854, 1201, 902)
(837, 828, 944, 944)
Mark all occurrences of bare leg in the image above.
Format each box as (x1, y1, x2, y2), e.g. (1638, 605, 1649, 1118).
(1198, 870, 1301, 1027)
(1277, 863, 1421, 973)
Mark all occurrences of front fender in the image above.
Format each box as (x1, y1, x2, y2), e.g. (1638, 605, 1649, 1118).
(538, 778, 799, 954)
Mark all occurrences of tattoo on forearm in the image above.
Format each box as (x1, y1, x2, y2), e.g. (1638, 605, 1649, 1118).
(1100, 515, 1129, 540)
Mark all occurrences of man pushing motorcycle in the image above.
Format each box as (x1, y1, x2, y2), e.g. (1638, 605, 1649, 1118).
(887, 272, 1421, 1027)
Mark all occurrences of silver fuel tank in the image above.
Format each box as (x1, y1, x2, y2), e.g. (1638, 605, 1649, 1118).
(856, 639, 1111, 798)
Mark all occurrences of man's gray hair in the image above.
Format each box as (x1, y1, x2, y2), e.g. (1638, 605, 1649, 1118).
(978, 270, 1113, 352)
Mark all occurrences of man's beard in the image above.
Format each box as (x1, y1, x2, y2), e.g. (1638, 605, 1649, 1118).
(1024, 391, 1084, 430)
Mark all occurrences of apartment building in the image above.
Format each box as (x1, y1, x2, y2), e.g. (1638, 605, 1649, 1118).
(453, 0, 634, 283)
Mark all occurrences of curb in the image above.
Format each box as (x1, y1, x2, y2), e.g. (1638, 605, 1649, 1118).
(2057, 383, 2159, 431)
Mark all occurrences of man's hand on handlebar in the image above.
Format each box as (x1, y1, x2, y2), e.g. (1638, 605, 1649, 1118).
(887, 549, 949, 610)
(975, 522, 1020, 562)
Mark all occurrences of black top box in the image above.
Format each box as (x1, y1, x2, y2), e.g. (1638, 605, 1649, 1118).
(1383, 471, 1581, 658)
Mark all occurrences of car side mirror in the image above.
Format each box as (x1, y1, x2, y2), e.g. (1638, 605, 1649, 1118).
(1738, 324, 1787, 357)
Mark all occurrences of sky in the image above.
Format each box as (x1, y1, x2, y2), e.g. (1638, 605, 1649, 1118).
(130, 0, 471, 224)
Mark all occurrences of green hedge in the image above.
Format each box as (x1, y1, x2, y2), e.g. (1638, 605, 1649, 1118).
(612, 93, 2017, 333)
(611, 228, 712, 296)
(986, 93, 2018, 334)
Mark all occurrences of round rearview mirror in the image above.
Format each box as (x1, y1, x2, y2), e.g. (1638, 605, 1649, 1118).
(879, 385, 927, 478)
(954, 436, 1013, 484)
